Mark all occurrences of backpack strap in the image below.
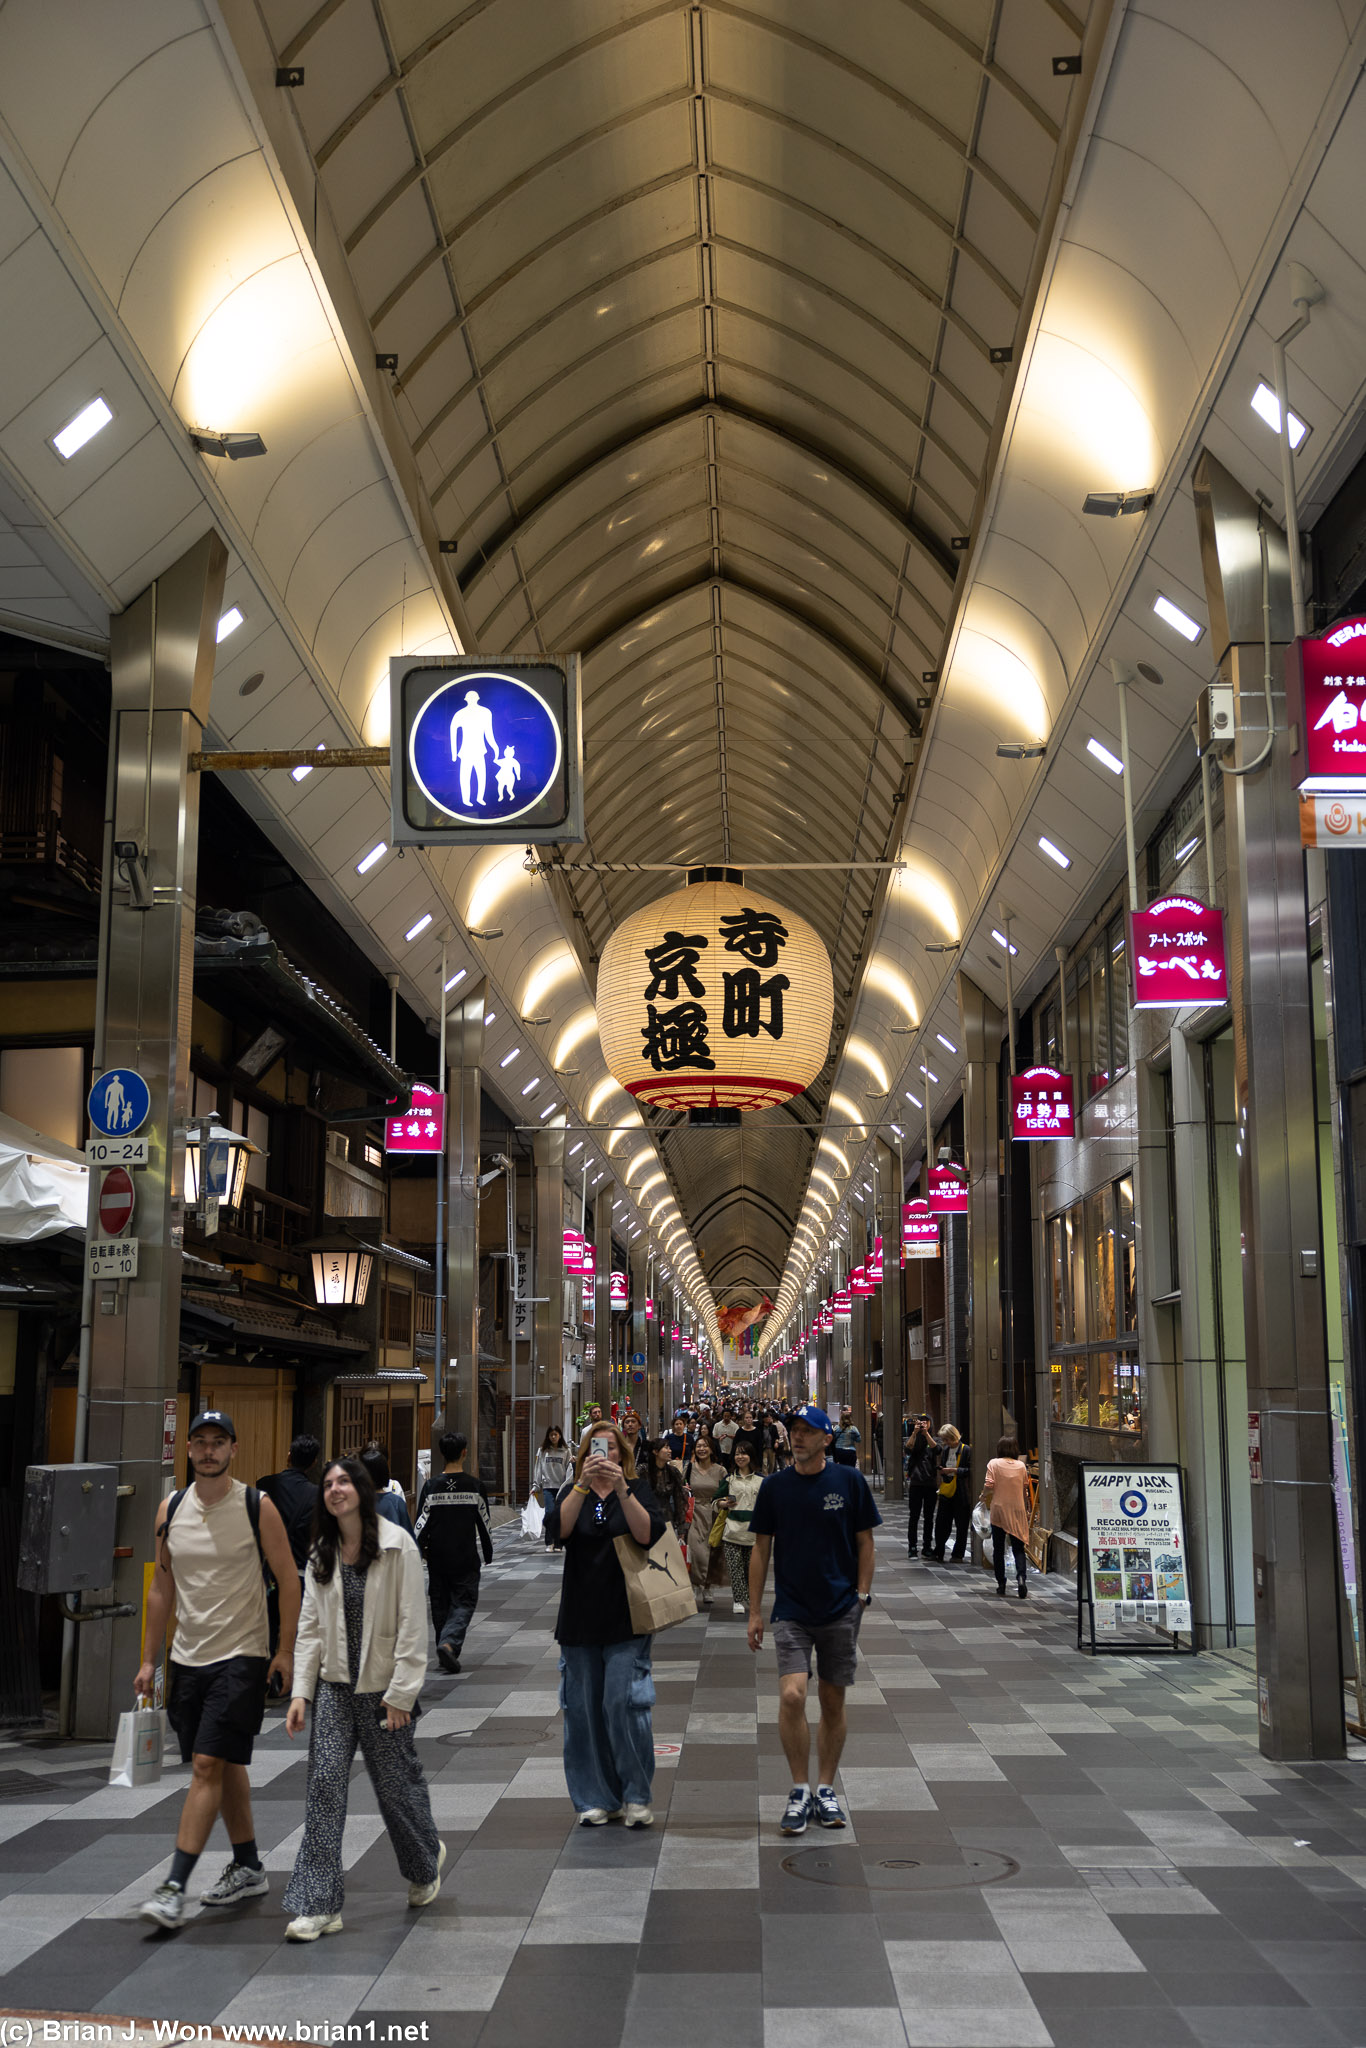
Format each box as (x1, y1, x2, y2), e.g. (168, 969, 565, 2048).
(245, 1485, 275, 1592)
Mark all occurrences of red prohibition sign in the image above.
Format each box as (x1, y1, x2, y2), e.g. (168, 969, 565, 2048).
(98, 1165, 136, 1237)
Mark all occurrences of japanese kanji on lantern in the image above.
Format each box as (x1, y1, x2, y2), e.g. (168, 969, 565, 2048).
(1129, 895, 1227, 1009)
(595, 870, 833, 1112)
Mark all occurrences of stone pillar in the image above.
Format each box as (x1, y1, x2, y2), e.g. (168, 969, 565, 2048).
(958, 974, 1004, 1480)
(532, 1122, 564, 1453)
(879, 1137, 906, 1503)
(445, 977, 486, 1464)
(1193, 448, 1343, 1758)
(74, 532, 228, 1739)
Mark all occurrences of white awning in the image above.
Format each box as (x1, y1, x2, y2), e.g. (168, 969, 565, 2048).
(0, 1112, 88, 1243)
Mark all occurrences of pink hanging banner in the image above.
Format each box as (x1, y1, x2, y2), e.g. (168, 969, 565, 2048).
(1292, 617, 1366, 792)
(1129, 896, 1227, 1009)
(927, 1164, 968, 1215)
(1010, 1065, 1075, 1141)
(902, 1200, 939, 1259)
(385, 1082, 446, 1154)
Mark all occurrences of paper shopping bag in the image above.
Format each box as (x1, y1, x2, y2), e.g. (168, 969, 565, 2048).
(613, 1524, 697, 1634)
(109, 1705, 166, 1788)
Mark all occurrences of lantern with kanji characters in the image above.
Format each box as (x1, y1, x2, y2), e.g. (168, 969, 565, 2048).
(596, 871, 833, 1112)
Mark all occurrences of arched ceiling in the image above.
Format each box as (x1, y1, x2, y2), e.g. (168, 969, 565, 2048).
(264, 0, 1094, 1303)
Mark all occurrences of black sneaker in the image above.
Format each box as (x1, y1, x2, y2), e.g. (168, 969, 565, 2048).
(437, 1644, 461, 1673)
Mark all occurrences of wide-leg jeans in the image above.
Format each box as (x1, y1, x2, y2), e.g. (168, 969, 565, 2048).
(558, 1635, 655, 1813)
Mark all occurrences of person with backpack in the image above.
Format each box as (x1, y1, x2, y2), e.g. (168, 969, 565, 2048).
(257, 1434, 321, 1653)
(134, 1410, 301, 1928)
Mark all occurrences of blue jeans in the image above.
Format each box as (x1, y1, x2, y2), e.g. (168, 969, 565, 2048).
(558, 1638, 655, 1813)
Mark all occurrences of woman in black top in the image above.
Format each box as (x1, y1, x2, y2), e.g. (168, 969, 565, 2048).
(646, 1437, 689, 1543)
(544, 1422, 666, 1829)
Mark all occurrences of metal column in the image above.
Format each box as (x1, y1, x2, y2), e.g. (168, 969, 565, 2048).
(646, 1268, 661, 1432)
(445, 977, 486, 1467)
(74, 531, 228, 1740)
(591, 1177, 615, 1408)
(958, 973, 1004, 1476)
(1193, 449, 1343, 1758)
(879, 1137, 906, 1502)
(629, 1240, 648, 1422)
(849, 1204, 869, 1465)
(532, 1122, 565, 1450)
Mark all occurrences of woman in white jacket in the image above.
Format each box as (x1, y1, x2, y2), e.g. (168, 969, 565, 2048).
(283, 1457, 444, 1941)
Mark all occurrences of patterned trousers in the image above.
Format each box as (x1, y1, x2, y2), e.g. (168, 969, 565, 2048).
(722, 1540, 752, 1605)
(282, 1681, 440, 1916)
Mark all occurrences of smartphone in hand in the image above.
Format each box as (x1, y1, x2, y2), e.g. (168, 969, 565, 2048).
(591, 1435, 610, 1461)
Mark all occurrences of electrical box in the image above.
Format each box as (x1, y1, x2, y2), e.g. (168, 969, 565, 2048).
(1198, 683, 1236, 754)
(17, 1463, 118, 1594)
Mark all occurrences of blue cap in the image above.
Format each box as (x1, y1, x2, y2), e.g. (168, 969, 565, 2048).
(789, 1403, 833, 1434)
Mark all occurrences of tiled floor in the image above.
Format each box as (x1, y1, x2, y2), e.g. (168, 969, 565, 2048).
(3, 1519, 1366, 2046)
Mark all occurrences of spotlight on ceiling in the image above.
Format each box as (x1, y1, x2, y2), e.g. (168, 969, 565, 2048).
(467, 927, 503, 940)
(190, 429, 268, 459)
(996, 742, 1047, 759)
(925, 942, 959, 955)
(1082, 488, 1154, 516)
(523, 1016, 552, 1025)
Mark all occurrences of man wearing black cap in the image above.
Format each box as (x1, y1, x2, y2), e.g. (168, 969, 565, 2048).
(747, 1403, 881, 1836)
(134, 1410, 301, 1929)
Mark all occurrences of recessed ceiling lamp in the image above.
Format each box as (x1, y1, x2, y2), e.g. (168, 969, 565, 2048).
(357, 842, 387, 875)
(1250, 380, 1307, 449)
(444, 968, 466, 992)
(215, 606, 244, 643)
(1087, 736, 1124, 775)
(499, 1050, 520, 1068)
(1175, 835, 1199, 865)
(1152, 593, 1203, 644)
(521, 1078, 539, 1095)
(1038, 836, 1071, 870)
(936, 1034, 957, 1054)
(405, 913, 432, 942)
(53, 395, 113, 459)
(190, 428, 267, 459)
(540, 1100, 558, 1117)
(991, 929, 1018, 955)
(292, 744, 325, 782)
(919, 1066, 939, 1084)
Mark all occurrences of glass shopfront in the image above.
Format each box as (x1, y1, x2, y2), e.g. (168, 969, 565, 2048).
(1047, 1175, 1139, 1433)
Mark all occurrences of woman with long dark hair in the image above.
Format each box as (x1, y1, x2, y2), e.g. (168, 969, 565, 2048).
(646, 1436, 689, 1544)
(282, 1458, 443, 1940)
(533, 1424, 572, 1511)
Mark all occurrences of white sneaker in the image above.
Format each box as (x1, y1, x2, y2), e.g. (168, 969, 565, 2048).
(138, 1880, 185, 1929)
(286, 1912, 343, 1942)
(200, 1859, 269, 1906)
(408, 1840, 446, 1908)
(623, 1804, 653, 1828)
(578, 1807, 624, 1825)
(733, 1602, 747, 1614)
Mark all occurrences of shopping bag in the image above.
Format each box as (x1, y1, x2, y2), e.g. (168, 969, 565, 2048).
(521, 1493, 545, 1540)
(970, 1502, 990, 1538)
(109, 1704, 166, 1788)
(707, 1503, 729, 1550)
(613, 1524, 697, 1634)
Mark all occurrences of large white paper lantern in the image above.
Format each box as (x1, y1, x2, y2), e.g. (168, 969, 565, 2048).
(596, 870, 833, 1112)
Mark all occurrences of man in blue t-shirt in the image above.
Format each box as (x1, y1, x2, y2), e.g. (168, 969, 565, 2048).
(747, 1404, 881, 1836)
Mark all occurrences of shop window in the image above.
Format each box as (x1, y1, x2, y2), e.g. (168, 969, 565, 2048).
(1045, 1174, 1142, 1435)
(1117, 1175, 1137, 1332)
(1097, 1351, 1142, 1433)
(1085, 1185, 1115, 1338)
(1108, 917, 1130, 1075)
(386, 1287, 413, 1346)
(1052, 1355, 1090, 1427)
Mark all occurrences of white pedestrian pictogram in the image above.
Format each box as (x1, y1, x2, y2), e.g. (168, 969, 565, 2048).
(449, 688, 499, 806)
(495, 745, 521, 800)
(102, 1074, 126, 1129)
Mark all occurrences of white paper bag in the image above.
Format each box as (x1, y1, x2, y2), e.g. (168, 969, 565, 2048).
(109, 1704, 166, 1788)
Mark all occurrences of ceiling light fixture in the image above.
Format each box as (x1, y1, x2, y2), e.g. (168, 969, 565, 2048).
(1152, 592, 1203, 644)
(468, 927, 503, 940)
(890, 1122, 904, 1138)
(1081, 487, 1154, 516)
(357, 842, 387, 875)
(499, 1050, 520, 1068)
(189, 429, 267, 459)
(1175, 835, 1199, 864)
(991, 929, 1018, 956)
(919, 1066, 939, 1085)
(1250, 379, 1307, 450)
(215, 606, 244, 643)
(996, 742, 1047, 760)
(569, 1142, 583, 1157)
(521, 1078, 539, 1095)
(444, 968, 466, 992)
(405, 913, 433, 942)
(53, 395, 113, 459)
(1087, 736, 1124, 775)
(291, 743, 325, 782)
(540, 1101, 558, 1118)
(523, 1016, 551, 1026)
(1038, 835, 1071, 870)
(936, 1034, 957, 1054)
(924, 941, 959, 955)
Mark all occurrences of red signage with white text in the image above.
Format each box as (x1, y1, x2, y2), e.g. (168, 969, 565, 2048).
(385, 1082, 446, 1154)
(1129, 896, 1227, 1009)
(610, 1270, 628, 1310)
(927, 1164, 969, 1215)
(902, 1199, 939, 1258)
(1011, 1065, 1075, 1141)
(1292, 618, 1366, 792)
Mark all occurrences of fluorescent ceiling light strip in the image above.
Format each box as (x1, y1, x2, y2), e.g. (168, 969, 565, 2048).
(444, 968, 466, 992)
(935, 1034, 957, 1054)
(1152, 592, 1203, 644)
(991, 930, 1018, 956)
(292, 744, 325, 782)
(357, 842, 387, 875)
(499, 1049, 519, 1068)
(1250, 379, 1307, 450)
(1087, 736, 1124, 775)
(53, 395, 112, 459)
(405, 913, 433, 942)
(216, 606, 244, 643)
(521, 1078, 539, 1095)
(1038, 835, 1071, 870)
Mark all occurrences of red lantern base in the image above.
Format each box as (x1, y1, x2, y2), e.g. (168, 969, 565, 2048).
(626, 1075, 806, 1112)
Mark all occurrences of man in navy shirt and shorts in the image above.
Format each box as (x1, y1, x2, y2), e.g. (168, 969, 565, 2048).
(747, 1403, 881, 1834)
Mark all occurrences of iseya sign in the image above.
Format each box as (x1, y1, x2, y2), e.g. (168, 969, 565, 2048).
(902, 1200, 939, 1259)
(385, 1082, 445, 1154)
(1129, 897, 1227, 1009)
(1292, 618, 1366, 791)
(1011, 1065, 1075, 1141)
(927, 1164, 969, 1215)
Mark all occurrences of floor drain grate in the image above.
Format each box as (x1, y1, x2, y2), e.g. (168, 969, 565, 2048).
(782, 1846, 1019, 1891)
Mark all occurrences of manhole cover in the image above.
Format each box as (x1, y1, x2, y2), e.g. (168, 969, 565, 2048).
(782, 1846, 1018, 1891)
(438, 1724, 558, 1749)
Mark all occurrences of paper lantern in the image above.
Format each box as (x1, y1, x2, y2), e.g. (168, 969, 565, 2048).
(596, 870, 833, 1112)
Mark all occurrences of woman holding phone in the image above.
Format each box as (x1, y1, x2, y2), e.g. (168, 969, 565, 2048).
(544, 1421, 665, 1827)
(281, 1459, 443, 1940)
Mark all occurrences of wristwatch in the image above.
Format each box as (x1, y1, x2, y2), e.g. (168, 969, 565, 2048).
(860, 1592, 873, 1607)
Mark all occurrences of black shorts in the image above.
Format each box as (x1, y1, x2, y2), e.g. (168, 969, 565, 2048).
(167, 1655, 269, 1765)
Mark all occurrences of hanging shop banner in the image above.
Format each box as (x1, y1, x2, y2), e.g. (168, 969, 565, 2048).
(1129, 896, 1227, 1009)
(1011, 1065, 1075, 1141)
(385, 1082, 446, 1154)
(902, 1200, 939, 1258)
(1291, 616, 1366, 792)
(563, 1230, 584, 1273)
(927, 1163, 969, 1215)
(1299, 793, 1366, 847)
(868, 1236, 883, 1283)
(609, 1270, 628, 1309)
(645, 1298, 654, 1320)
(850, 1261, 874, 1296)
(390, 654, 583, 847)
(833, 1289, 852, 1317)
(1076, 1462, 1196, 1656)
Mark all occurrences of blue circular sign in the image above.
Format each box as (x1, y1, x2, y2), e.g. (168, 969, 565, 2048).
(88, 1068, 151, 1137)
(632, 1371, 645, 1385)
(630, 1351, 646, 1366)
(409, 669, 562, 825)
(1119, 1490, 1147, 1517)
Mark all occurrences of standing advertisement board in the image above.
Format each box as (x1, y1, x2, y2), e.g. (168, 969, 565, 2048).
(1077, 1462, 1195, 1655)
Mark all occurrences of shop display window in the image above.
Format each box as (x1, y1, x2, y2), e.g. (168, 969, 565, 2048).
(1085, 1184, 1115, 1338)
(1096, 1351, 1142, 1432)
(1045, 1174, 1143, 1436)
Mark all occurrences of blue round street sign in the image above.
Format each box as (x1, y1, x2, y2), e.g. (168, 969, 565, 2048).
(630, 1351, 646, 1366)
(632, 1371, 645, 1385)
(409, 669, 562, 826)
(88, 1068, 151, 1138)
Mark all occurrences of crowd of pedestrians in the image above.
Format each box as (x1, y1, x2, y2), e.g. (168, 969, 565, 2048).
(132, 1388, 1020, 1946)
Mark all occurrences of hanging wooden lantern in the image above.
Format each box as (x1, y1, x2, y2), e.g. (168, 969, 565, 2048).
(596, 869, 833, 1112)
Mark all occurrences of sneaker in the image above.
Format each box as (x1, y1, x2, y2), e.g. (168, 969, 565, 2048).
(623, 1804, 653, 1828)
(138, 1880, 186, 1929)
(733, 1602, 747, 1614)
(201, 1859, 269, 1907)
(813, 1786, 847, 1829)
(286, 1912, 343, 1941)
(437, 1644, 461, 1673)
(780, 1788, 813, 1836)
(408, 1840, 446, 1908)
(578, 1807, 624, 1826)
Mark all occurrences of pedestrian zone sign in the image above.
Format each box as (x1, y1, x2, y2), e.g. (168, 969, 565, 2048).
(88, 1068, 150, 1137)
